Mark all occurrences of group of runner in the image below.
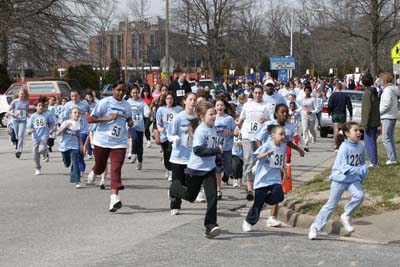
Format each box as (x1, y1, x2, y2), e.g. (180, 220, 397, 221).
(5, 75, 368, 239)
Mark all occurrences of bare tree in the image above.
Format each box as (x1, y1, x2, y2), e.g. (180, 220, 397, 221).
(0, 0, 98, 72)
(306, 0, 400, 77)
(172, 0, 250, 78)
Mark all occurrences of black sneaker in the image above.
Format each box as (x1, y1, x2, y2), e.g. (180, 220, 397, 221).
(246, 191, 254, 201)
(217, 191, 222, 200)
(304, 147, 310, 152)
(99, 183, 106, 190)
(15, 152, 21, 158)
(205, 225, 221, 239)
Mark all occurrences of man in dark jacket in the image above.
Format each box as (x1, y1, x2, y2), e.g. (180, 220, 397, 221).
(328, 82, 353, 148)
(361, 73, 380, 167)
(169, 73, 192, 106)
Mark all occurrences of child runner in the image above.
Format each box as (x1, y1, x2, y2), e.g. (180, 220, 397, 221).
(87, 81, 133, 212)
(242, 125, 287, 232)
(27, 97, 56, 175)
(299, 85, 318, 152)
(214, 97, 235, 199)
(141, 85, 153, 148)
(61, 90, 90, 173)
(127, 86, 150, 170)
(254, 104, 304, 227)
(47, 96, 58, 152)
(84, 91, 97, 159)
(8, 89, 29, 158)
(166, 92, 197, 215)
(308, 122, 368, 240)
(57, 107, 84, 188)
(156, 92, 182, 181)
(169, 101, 223, 238)
(231, 128, 243, 188)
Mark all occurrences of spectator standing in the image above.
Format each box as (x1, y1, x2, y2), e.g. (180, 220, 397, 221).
(361, 73, 381, 167)
(169, 73, 192, 106)
(379, 72, 400, 165)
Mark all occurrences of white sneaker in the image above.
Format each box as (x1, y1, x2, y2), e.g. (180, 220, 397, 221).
(75, 182, 82, 189)
(266, 216, 282, 227)
(146, 140, 151, 148)
(42, 156, 49, 162)
(195, 190, 206, 203)
(167, 171, 173, 182)
(87, 170, 97, 184)
(386, 160, 397, 166)
(136, 162, 142, 170)
(129, 155, 137, 164)
(242, 220, 252, 232)
(340, 214, 354, 233)
(308, 223, 318, 240)
(109, 194, 122, 212)
(165, 169, 169, 178)
(232, 179, 238, 187)
(34, 169, 41, 176)
(367, 162, 378, 168)
(170, 209, 179, 215)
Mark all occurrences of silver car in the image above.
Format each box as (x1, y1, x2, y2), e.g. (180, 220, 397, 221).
(319, 90, 363, 138)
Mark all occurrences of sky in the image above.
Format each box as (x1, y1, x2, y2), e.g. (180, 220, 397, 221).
(121, 0, 165, 17)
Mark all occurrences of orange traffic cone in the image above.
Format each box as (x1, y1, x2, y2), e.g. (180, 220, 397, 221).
(282, 164, 293, 194)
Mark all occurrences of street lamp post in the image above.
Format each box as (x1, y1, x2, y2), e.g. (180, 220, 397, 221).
(165, 0, 170, 86)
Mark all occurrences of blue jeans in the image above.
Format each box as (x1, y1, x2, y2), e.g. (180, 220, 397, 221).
(382, 119, 397, 162)
(364, 127, 378, 165)
(61, 149, 80, 183)
(78, 133, 88, 172)
(13, 120, 26, 153)
(314, 181, 364, 231)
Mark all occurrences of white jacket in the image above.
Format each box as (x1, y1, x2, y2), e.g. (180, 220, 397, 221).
(380, 84, 400, 119)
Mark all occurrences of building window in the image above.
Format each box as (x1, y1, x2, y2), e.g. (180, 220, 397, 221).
(110, 35, 114, 59)
(150, 33, 155, 46)
(117, 34, 123, 59)
(131, 33, 137, 59)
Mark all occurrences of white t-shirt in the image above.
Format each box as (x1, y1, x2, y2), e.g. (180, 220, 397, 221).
(240, 101, 270, 141)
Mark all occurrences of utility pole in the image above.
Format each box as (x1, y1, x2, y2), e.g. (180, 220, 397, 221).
(165, 0, 170, 85)
(124, 18, 128, 83)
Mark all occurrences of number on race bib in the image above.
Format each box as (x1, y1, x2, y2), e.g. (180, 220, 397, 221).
(249, 121, 258, 132)
(269, 153, 284, 168)
(166, 113, 174, 122)
(111, 126, 121, 137)
(133, 114, 142, 121)
(176, 90, 185, 97)
(34, 118, 46, 128)
(349, 153, 361, 166)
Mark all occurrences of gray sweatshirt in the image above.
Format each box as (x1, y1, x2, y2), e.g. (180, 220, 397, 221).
(380, 83, 400, 119)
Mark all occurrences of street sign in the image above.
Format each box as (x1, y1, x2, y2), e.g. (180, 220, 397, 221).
(391, 41, 400, 58)
(393, 64, 400, 75)
(270, 57, 296, 70)
(278, 69, 289, 83)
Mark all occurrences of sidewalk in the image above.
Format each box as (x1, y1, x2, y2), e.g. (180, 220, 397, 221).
(237, 137, 400, 244)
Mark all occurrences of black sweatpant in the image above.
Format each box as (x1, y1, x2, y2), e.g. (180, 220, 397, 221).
(170, 169, 218, 229)
(161, 141, 172, 170)
(170, 163, 186, 209)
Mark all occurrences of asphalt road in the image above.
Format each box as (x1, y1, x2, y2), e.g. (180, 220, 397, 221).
(1, 129, 399, 267)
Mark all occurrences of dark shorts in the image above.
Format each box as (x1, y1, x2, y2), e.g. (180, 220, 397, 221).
(332, 113, 346, 123)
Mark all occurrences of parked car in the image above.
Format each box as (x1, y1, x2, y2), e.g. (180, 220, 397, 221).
(5, 81, 71, 107)
(100, 83, 113, 98)
(41, 78, 82, 93)
(0, 95, 12, 127)
(319, 90, 363, 138)
(189, 79, 216, 91)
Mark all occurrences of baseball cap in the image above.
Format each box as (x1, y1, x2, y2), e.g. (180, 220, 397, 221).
(264, 79, 274, 86)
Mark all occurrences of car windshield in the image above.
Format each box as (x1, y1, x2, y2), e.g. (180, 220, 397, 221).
(28, 83, 56, 93)
(7, 85, 23, 95)
(345, 92, 363, 102)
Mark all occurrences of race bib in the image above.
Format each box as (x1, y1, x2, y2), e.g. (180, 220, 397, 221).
(79, 118, 84, 127)
(18, 110, 27, 119)
(206, 136, 220, 148)
(180, 132, 190, 146)
(248, 121, 259, 133)
(108, 125, 122, 138)
(349, 153, 361, 167)
(34, 118, 46, 128)
(269, 152, 284, 168)
(133, 113, 143, 121)
(176, 89, 185, 97)
(166, 113, 174, 123)
(234, 134, 242, 142)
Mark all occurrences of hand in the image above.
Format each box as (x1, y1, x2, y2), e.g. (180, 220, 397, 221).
(109, 113, 119, 121)
(219, 145, 224, 153)
(266, 150, 274, 156)
(298, 148, 305, 157)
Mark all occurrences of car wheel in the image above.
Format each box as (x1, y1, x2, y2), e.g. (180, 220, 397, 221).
(0, 113, 7, 127)
(320, 127, 328, 138)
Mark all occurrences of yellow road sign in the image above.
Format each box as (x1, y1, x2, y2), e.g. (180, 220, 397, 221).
(391, 41, 400, 58)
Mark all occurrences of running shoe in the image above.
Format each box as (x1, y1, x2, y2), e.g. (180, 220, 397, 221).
(146, 140, 151, 148)
(340, 214, 354, 233)
(386, 160, 397, 166)
(195, 190, 206, 202)
(87, 170, 97, 184)
(246, 191, 254, 201)
(129, 155, 137, 164)
(15, 152, 21, 158)
(170, 209, 179, 215)
(167, 171, 173, 182)
(75, 182, 82, 189)
(136, 162, 142, 170)
(232, 179, 238, 187)
(109, 194, 122, 212)
(34, 169, 41, 176)
(308, 223, 318, 240)
(217, 191, 223, 200)
(205, 225, 221, 239)
(266, 216, 281, 227)
(242, 220, 252, 232)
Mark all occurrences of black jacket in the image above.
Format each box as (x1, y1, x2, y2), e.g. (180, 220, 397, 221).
(169, 78, 192, 106)
(328, 91, 353, 116)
